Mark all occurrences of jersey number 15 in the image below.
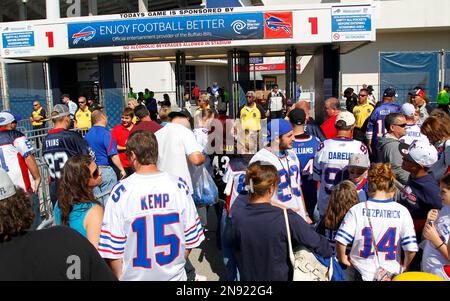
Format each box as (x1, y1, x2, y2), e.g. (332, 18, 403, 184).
(132, 213, 180, 268)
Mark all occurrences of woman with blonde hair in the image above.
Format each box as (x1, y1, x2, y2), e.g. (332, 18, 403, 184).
(421, 116, 450, 181)
(231, 161, 331, 281)
(335, 163, 418, 281)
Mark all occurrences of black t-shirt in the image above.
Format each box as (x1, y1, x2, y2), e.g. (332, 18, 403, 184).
(0, 226, 117, 281)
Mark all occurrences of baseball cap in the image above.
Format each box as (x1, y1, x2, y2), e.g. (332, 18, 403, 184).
(383, 87, 397, 98)
(266, 119, 293, 141)
(0, 169, 16, 201)
(412, 88, 425, 98)
(399, 140, 438, 168)
(401, 103, 416, 117)
(335, 111, 356, 127)
(288, 108, 306, 125)
(168, 108, 192, 119)
(0, 111, 15, 126)
(444, 84, 450, 89)
(51, 104, 70, 119)
(348, 153, 370, 168)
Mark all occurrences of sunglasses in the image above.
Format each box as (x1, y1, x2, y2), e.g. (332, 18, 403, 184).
(358, 94, 367, 97)
(79, 101, 86, 104)
(91, 167, 100, 179)
(33, 104, 39, 106)
(394, 123, 407, 128)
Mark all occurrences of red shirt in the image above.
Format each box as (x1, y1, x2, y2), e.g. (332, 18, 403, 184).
(130, 120, 163, 135)
(320, 114, 338, 139)
(192, 87, 200, 98)
(111, 124, 132, 168)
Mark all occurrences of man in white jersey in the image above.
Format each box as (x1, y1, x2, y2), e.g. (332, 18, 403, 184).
(313, 111, 369, 218)
(399, 103, 429, 145)
(249, 119, 311, 223)
(98, 130, 204, 281)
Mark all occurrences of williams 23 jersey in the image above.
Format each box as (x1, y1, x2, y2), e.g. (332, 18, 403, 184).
(98, 172, 204, 281)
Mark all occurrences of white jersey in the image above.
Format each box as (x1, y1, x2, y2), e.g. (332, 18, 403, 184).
(250, 148, 307, 219)
(313, 138, 369, 216)
(0, 129, 35, 192)
(421, 205, 450, 278)
(98, 172, 204, 281)
(400, 123, 429, 145)
(222, 156, 252, 218)
(335, 199, 418, 281)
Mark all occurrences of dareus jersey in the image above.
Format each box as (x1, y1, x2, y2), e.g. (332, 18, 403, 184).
(42, 128, 93, 180)
(313, 138, 369, 216)
(98, 172, 204, 281)
(250, 148, 307, 220)
(0, 129, 35, 191)
(335, 199, 418, 281)
(366, 102, 401, 147)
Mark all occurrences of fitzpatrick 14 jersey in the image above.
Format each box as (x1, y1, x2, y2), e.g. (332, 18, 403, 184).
(313, 138, 369, 216)
(42, 129, 93, 180)
(0, 129, 35, 191)
(250, 148, 307, 220)
(335, 199, 418, 281)
(98, 172, 204, 281)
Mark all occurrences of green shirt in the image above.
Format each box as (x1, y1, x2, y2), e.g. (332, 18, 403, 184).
(437, 89, 449, 105)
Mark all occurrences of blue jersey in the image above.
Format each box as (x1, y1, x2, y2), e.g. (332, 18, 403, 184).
(293, 134, 320, 215)
(43, 128, 92, 180)
(85, 125, 118, 166)
(366, 102, 401, 147)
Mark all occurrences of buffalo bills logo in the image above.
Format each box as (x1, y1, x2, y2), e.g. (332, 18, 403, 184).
(72, 26, 96, 45)
(265, 16, 291, 33)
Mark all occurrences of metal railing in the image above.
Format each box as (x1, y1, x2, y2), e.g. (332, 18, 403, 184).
(18, 124, 89, 223)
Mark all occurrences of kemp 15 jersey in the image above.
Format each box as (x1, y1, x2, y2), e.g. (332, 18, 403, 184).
(42, 129, 93, 180)
(98, 172, 204, 281)
(313, 138, 369, 215)
(250, 148, 307, 219)
(0, 129, 35, 191)
(335, 199, 418, 281)
(366, 102, 401, 147)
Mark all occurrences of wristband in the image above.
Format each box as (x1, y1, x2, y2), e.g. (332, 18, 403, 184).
(436, 242, 445, 249)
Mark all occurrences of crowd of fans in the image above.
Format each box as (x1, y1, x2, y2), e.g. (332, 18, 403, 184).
(0, 81, 449, 281)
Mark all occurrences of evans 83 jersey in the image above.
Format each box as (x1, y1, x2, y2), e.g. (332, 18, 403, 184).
(335, 199, 418, 281)
(98, 172, 204, 281)
(250, 148, 307, 220)
(313, 138, 369, 216)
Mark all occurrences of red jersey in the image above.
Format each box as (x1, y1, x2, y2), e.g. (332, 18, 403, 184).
(320, 115, 338, 139)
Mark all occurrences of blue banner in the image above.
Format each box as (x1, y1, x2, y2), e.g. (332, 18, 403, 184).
(2, 31, 35, 48)
(68, 13, 264, 48)
(206, 0, 242, 8)
(380, 52, 440, 105)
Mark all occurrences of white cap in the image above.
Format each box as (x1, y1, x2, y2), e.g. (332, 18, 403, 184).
(399, 140, 438, 168)
(335, 111, 356, 127)
(0, 111, 15, 126)
(401, 103, 416, 117)
(348, 153, 370, 168)
(0, 169, 16, 201)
